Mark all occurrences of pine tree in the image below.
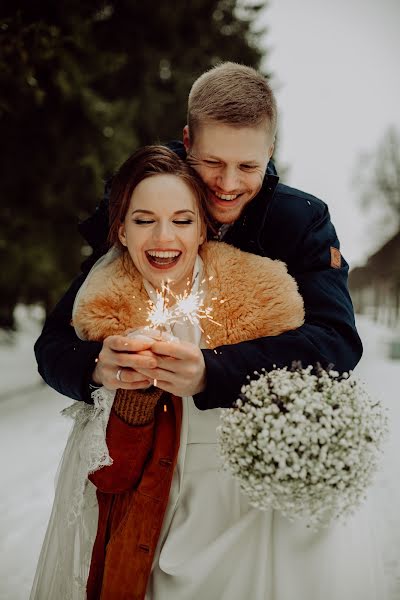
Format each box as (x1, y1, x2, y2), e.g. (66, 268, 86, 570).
(0, 0, 268, 328)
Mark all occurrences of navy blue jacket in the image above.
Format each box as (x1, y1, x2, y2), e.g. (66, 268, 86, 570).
(34, 141, 362, 409)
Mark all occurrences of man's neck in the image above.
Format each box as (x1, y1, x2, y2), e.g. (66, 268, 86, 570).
(211, 222, 232, 241)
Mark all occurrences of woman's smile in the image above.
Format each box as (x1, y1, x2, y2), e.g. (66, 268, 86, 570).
(118, 174, 204, 294)
(145, 249, 182, 269)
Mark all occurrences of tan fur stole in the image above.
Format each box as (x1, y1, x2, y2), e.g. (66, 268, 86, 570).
(73, 241, 304, 348)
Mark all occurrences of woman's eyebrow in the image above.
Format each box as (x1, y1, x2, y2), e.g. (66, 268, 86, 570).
(130, 209, 196, 215)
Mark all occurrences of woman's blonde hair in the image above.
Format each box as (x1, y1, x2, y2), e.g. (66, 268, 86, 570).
(187, 62, 277, 142)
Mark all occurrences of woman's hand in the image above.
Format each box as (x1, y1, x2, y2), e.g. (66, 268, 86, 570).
(91, 334, 158, 390)
(136, 339, 207, 397)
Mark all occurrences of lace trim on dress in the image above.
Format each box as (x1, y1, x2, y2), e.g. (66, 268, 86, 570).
(60, 386, 115, 525)
(30, 387, 115, 600)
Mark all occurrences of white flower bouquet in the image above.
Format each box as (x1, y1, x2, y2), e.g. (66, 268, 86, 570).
(216, 366, 388, 528)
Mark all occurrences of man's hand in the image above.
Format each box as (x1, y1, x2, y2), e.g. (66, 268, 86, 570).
(136, 340, 207, 397)
(92, 335, 157, 390)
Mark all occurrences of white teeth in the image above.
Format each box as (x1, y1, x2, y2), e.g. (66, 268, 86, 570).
(214, 192, 239, 201)
(147, 250, 181, 258)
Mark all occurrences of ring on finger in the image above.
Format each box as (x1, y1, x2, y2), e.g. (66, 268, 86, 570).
(116, 368, 122, 382)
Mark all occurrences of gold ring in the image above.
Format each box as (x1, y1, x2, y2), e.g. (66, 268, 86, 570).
(116, 368, 122, 382)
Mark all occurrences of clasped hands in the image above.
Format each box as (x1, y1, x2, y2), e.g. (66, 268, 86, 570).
(92, 331, 207, 397)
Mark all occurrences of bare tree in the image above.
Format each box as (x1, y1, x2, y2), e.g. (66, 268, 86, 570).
(353, 126, 400, 232)
(351, 127, 400, 326)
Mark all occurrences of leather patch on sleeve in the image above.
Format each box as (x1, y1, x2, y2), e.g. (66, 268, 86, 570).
(330, 247, 341, 269)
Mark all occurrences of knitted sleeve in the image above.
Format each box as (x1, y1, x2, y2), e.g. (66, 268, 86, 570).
(113, 387, 164, 425)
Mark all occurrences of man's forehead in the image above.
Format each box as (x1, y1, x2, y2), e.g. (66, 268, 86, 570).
(194, 144, 268, 164)
(192, 121, 272, 161)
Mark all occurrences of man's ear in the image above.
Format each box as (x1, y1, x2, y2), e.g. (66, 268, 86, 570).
(268, 142, 275, 160)
(118, 223, 127, 247)
(183, 125, 191, 152)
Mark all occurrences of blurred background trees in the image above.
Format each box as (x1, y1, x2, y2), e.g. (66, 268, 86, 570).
(354, 126, 400, 235)
(350, 126, 400, 328)
(0, 0, 268, 328)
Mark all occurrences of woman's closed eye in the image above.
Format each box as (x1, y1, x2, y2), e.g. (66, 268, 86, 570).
(173, 219, 194, 225)
(133, 219, 155, 225)
(133, 219, 194, 225)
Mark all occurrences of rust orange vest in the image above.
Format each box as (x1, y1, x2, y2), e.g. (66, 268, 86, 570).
(87, 395, 182, 600)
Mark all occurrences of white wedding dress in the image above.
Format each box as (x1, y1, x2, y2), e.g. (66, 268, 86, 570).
(146, 396, 387, 600)
(30, 250, 387, 600)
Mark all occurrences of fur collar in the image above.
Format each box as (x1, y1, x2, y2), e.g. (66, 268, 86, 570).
(73, 241, 304, 347)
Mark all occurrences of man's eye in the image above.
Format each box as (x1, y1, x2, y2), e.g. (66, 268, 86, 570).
(241, 164, 256, 170)
(203, 160, 220, 166)
(174, 219, 193, 225)
(133, 219, 154, 224)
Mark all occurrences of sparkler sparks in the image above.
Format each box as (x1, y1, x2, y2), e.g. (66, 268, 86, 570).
(146, 280, 222, 334)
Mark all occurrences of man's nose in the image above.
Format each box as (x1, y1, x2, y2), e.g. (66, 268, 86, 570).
(217, 167, 240, 192)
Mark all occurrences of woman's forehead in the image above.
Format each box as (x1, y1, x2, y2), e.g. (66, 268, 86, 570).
(129, 174, 198, 213)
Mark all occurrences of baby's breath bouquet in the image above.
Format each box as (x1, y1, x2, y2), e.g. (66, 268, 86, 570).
(217, 366, 388, 529)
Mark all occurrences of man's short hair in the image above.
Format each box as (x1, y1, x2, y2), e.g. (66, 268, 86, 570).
(187, 62, 277, 141)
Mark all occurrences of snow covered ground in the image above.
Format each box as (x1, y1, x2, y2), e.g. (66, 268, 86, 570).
(0, 308, 399, 600)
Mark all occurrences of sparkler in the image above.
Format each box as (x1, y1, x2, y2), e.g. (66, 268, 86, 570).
(146, 279, 222, 338)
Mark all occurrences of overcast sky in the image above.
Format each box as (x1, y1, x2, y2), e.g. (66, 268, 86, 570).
(256, 0, 400, 266)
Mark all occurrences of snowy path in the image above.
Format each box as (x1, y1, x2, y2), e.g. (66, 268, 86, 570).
(0, 313, 399, 600)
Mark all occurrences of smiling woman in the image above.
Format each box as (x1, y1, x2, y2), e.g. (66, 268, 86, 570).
(117, 174, 205, 295)
(30, 145, 307, 600)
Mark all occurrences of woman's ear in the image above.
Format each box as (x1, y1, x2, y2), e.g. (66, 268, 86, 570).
(199, 222, 206, 246)
(118, 223, 127, 247)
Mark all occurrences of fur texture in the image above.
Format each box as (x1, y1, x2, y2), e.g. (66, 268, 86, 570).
(73, 241, 304, 346)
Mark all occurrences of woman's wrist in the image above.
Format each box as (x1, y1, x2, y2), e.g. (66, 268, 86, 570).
(112, 387, 164, 425)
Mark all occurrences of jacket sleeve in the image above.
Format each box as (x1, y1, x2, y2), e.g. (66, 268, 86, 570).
(34, 274, 102, 402)
(194, 204, 362, 411)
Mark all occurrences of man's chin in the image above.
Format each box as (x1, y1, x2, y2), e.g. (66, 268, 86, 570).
(207, 202, 244, 224)
(207, 195, 245, 224)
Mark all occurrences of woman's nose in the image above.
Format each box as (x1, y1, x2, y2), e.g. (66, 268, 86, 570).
(153, 221, 175, 243)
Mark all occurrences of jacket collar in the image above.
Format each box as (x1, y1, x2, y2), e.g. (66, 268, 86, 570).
(221, 162, 279, 254)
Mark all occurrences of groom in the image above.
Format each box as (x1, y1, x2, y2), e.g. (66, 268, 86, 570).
(35, 62, 362, 410)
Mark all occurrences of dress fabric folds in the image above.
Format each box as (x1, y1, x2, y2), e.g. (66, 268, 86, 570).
(146, 398, 387, 600)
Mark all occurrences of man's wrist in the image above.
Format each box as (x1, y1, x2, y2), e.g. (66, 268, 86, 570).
(91, 356, 103, 386)
(195, 374, 207, 395)
(89, 380, 102, 392)
(87, 358, 102, 400)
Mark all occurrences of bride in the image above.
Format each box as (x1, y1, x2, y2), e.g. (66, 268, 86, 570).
(30, 145, 386, 600)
